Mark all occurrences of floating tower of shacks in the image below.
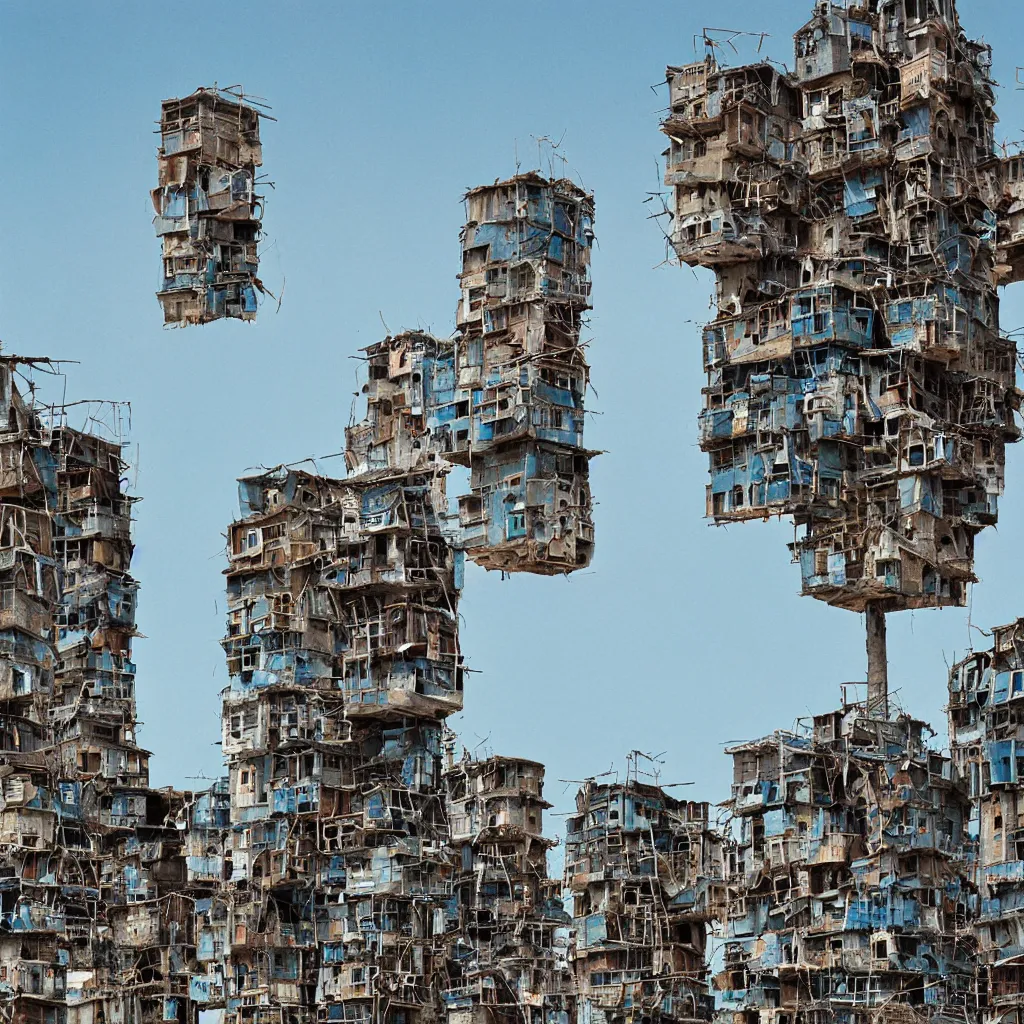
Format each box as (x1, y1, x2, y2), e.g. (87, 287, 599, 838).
(429, 173, 598, 574)
(152, 87, 266, 326)
(662, 0, 1021, 702)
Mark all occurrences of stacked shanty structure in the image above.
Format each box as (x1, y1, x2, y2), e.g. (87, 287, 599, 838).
(659, 46, 1024, 1024)
(995, 129, 1024, 283)
(50, 425, 145, 804)
(61, 5, 1024, 1021)
(658, 3, 1024, 1016)
(129, 163, 606, 1022)
(949, 618, 1024, 1024)
(0, 359, 72, 1024)
(442, 756, 575, 1024)
(0, 357, 192, 1024)
(214, 331, 464, 1024)
(152, 162, 604, 1016)
(564, 778, 725, 1024)
(426, 173, 597, 574)
(719, 700, 975, 1024)
(662, 2, 1020, 619)
(152, 87, 266, 326)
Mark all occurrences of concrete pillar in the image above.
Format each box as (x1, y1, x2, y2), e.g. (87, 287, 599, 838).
(866, 603, 888, 716)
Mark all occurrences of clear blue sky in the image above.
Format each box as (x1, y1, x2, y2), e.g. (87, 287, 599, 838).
(2, 1, 1023, 826)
